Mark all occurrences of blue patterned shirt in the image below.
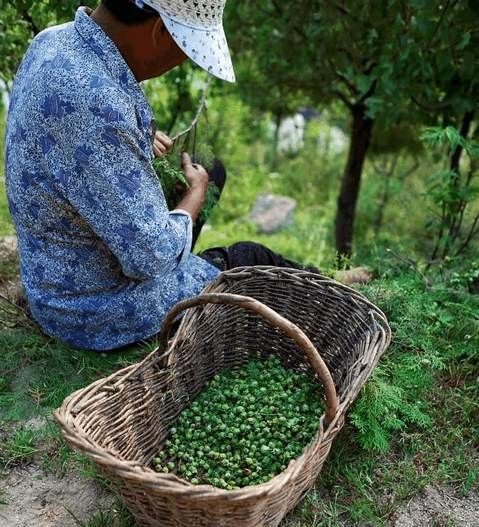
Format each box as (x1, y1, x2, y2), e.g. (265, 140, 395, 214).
(5, 7, 219, 350)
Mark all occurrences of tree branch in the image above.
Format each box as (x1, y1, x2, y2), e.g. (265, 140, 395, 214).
(324, 0, 352, 17)
(327, 58, 359, 96)
(21, 9, 40, 36)
(455, 213, 479, 256)
(358, 78, 377, 104)
(424, 0, 460, 51)
(411, 95, 452, 111)
(333, 90, 354, 110)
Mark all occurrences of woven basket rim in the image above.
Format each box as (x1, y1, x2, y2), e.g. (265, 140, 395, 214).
(212, 266, 389, 322)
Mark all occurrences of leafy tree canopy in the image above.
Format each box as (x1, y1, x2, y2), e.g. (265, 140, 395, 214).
(0, 1, 95, 87)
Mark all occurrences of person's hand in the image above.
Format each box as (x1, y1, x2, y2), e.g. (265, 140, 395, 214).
(181, 152, 209, 191)
(153, 130, 173, 158)
(175, 153, 210, 221)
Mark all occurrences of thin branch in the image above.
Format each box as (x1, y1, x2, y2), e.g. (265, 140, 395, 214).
(362, 60, 377, 76)
(324, 0, 352, 17)
(440, 110, 475, 258)
(411, 95, 452, 111)
(373, 156, 399, 235)
(399, 160, 420, 180)
(268, 0, 308, 41)
(333, 90, 354, 110)
(327, 58, 359, 96)
(21, 9, 40, 36)
(336, 46, 355, 63)
(424, 0, 459, 51)
(449, 163, 476, 242)
(271, 0, 283, 16)
(358, 78, 377, 104)
(0, 293, 35, 330)
(385, 248, 430, 288)
(428, 200, 447, 268)
(172, 77, 212, 143)
(450, 110, 474, 174)
(455, 213, 479, 256)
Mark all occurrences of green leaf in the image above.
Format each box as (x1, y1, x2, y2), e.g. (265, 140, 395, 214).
(445, 126, 462, 149)
(456, 32, 471, 50)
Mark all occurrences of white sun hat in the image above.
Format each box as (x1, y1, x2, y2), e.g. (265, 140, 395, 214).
(133, 0, 235, 83)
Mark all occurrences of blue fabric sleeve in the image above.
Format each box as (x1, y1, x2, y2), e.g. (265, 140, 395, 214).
(46, 104, 192, 280)
(169, 209, 193, 268)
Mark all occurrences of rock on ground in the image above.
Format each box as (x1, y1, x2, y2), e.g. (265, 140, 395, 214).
(393, 486, 479, 527)
(0, 465, 114, 527)
(0, 234, 26, 315)
(0, 236, 18, 260)
(250, 193, 297, 234)
(335, 266, 373, 286)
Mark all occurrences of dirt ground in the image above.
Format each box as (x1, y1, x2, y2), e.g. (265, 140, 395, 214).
(0, 464, 114, 527)
(393, 486, 479, 527)
(2, 463, 478, 527)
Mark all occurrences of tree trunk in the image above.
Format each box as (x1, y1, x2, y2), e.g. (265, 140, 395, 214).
(335, 104, 374, 263)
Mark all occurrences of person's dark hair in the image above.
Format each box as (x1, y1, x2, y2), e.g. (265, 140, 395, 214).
(101, 0, 159, 25)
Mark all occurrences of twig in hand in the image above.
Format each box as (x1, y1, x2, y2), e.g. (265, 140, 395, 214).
(172, 77, 213, 144)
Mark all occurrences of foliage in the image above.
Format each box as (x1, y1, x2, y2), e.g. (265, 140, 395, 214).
(2, 1, 478, 259)
(0, 426, 37, 467)
(152, 157, 189, 209)
(0, 2, 478, 524)
(421, 126, 479, 261)
(225, 1, 479, 257)
(227, 1, 479, 130)
(143, 66, 199, 137)
(68, 503, 136, 527)
(0, 1, 96, 87)
(154, 356, 323, 489)
(448, 260, 479, 292)
(0, 236, 477, 526)
(350, 256, 479, 453)
(0, 327, 148, 423)
(152, 155, 219, 222)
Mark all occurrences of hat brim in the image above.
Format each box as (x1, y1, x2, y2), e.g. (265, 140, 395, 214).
(159, 11, 236, 83)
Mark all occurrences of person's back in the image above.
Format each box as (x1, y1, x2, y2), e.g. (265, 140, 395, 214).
(6, 1, 348, 352)
(5, 8, 219, 350)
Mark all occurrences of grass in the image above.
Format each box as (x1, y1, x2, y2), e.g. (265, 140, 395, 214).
(0, 254, 477, 526)
(67, 502, 136, 527)
(0, 426, 37, 467)
(0, 326, 150, 423)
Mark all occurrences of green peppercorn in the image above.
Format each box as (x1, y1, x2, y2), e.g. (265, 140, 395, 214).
(153, 357, 323, 489)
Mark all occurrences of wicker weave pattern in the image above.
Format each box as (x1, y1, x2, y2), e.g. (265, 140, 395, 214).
(145, 0, 225, 29)
(55, 267, 391, 527)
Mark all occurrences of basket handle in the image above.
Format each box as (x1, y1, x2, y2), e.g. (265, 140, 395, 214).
(159, 293, 339, 425)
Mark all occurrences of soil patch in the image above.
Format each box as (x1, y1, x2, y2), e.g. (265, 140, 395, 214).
(0, 464, 114, 527)
(393, 485, 479, 527)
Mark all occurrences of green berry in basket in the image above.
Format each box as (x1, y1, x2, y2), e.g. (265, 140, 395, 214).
(152, 356, 324, 490)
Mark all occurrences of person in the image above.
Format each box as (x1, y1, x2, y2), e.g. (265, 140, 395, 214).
(4, 0, 359, 352)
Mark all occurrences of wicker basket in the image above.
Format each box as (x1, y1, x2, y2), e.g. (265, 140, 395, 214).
(55, 266, 391, 527)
